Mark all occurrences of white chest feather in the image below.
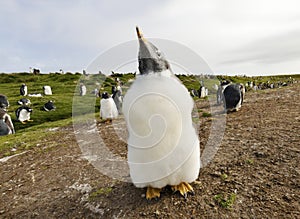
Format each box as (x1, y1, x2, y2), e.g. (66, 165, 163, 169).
(100, 98, 118, 119)
(123, 72, 200, 188)
(18, 110, 30, 122)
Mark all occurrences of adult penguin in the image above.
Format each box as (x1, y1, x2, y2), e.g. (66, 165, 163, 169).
(112, 85, 123, 114)
(100, 92, 118, 121)
(20, 84, 28, 96)
(223, 83, 245, 112)
(0, 108, 15, 136)
(43, 100, 56, 111)
(122, 27, 200, 200)
(0, 94, 9, 110)
(16, 106, 33, 124)
(216, 80, 230, 105)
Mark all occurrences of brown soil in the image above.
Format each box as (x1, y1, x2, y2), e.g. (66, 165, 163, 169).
(0, 83, 299, 218)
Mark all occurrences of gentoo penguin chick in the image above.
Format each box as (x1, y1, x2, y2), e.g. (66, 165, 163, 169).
(18, 98, 31, 105)
(122, 27, 200, 199)
(100, 92, 118, 122)
(43, 100, 56, 111)
(16, 106, 33, 124)
(0, 108, 15, 136)
(223, 83, 245, 112)
(20, 83, 28, 96)
(0, 94, 9, 110)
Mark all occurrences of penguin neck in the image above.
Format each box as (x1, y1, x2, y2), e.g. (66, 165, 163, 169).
(138, 69, 173, 78)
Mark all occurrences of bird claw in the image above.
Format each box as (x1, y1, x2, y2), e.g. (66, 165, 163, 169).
(171, 182, 194, 198)
(146, 187, 161, 200)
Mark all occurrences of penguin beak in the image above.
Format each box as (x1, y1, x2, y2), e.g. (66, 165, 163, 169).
(136, 26, 143, 39)
(136, 26, 153, 58)
(136, 26, 170, 74)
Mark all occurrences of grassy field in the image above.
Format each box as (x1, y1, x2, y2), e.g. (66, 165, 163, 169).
(0, 72, 299, 157)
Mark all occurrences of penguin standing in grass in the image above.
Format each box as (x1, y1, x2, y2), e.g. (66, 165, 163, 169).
(0, 108, 15, 136)
(20, 84, 28, 96)
(80, 83, 87, 96)
(122, 27, 200, 200)
(16, 106, 33, 124)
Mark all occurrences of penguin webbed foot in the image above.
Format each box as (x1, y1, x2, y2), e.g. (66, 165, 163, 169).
(146, 186, 161, 200)
(171, 182, 194, 199)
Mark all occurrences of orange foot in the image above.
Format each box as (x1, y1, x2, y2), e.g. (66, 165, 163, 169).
(171, 182, 194, 198)
(146, 187, 161, 200)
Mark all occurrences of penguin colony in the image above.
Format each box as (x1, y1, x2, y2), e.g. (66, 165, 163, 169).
(122, 27, 201, 199)
(0, 78, 124, 136)
(0, 83, 58, 136)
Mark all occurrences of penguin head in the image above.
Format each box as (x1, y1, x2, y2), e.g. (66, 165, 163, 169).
(136, 26, 170, 75)
(220, 80, 231, 86)
(101, 92, 109, 99)
(0, 95, 9, 109)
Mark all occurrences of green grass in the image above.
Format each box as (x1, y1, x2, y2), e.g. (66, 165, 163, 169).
(214, 193, 237, 209)
(89, 187, 113, 200)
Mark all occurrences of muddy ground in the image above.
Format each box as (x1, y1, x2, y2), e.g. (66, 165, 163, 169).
(0, 83, 299, 218)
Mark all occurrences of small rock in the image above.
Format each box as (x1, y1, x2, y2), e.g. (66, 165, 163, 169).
(154, 210, 160, 216)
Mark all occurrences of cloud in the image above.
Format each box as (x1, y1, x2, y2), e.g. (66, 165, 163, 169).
(221, 30, 300, 65)
(0, 0, 300, 75)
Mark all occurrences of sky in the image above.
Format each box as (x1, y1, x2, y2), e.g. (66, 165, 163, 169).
(1, 0, 300, 76)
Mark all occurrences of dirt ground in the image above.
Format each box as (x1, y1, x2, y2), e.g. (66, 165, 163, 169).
(0, 83, 299, 218)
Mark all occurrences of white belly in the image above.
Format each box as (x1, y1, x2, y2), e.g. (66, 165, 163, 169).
(18, 110, 30, 122)
(100, 98, 118, 119)
(123, 72, 200, 188)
